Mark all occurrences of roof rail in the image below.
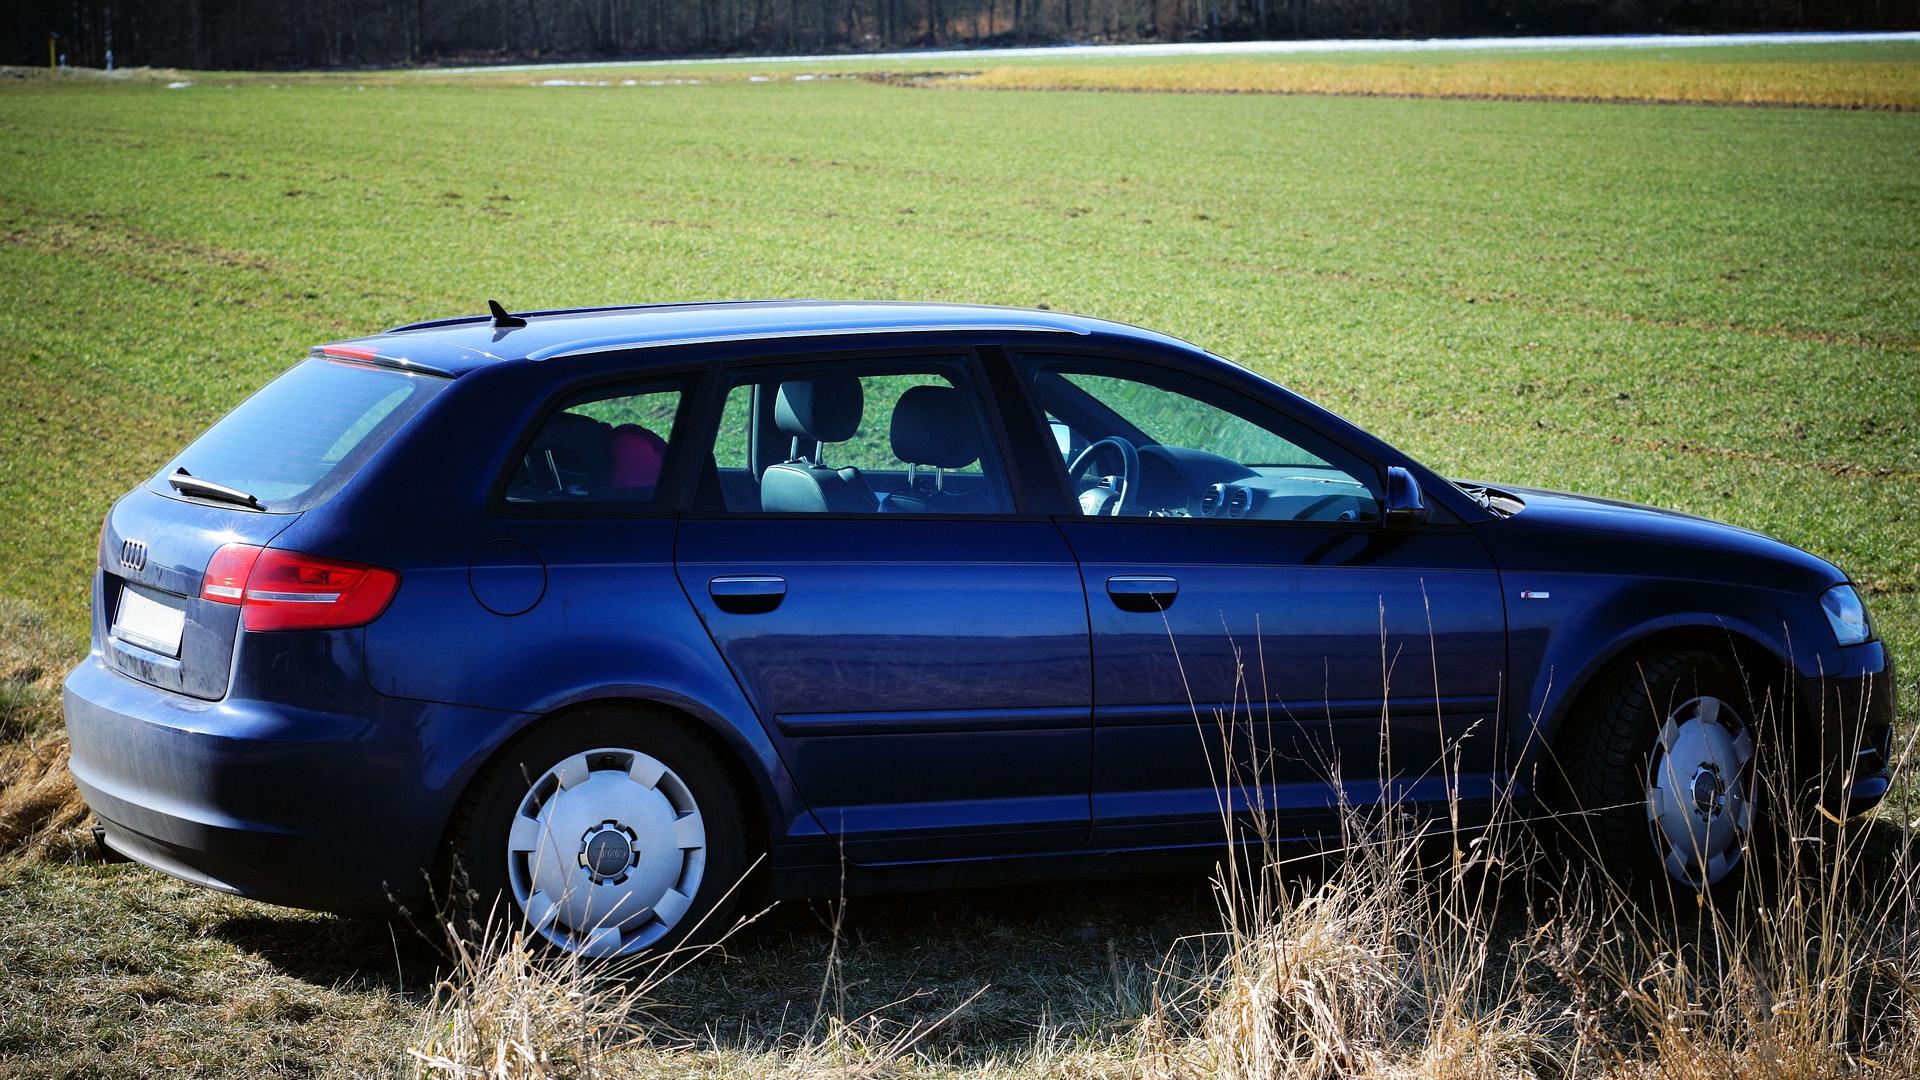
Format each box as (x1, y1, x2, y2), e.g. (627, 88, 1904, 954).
(383, 299, 824, 335)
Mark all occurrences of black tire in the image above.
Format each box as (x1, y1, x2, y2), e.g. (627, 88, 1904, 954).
(443, 704, 747, 959)
(1552, 649, 1766, 899)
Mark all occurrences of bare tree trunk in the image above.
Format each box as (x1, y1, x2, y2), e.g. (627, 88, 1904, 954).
(188, 0, 205, 67)
(524, 0, 544, 52)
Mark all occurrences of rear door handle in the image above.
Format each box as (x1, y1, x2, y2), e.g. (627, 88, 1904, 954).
(1106, 574, 1178, 612)
(709, 575, 786, 615)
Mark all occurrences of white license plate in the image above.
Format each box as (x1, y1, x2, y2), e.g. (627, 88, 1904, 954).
(113, 584, 186, 657)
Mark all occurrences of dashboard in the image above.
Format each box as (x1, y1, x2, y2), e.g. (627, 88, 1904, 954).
(1129, 445, 1379, 523)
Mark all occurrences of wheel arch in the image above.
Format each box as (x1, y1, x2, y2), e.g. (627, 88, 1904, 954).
(1517, 611, 1798, 788)
(1556, 624, 1792, 734)
(434, 690, 788, 879)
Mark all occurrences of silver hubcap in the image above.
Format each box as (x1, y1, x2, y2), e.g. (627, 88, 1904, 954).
(507, 747, 707, 957)
(1646, 695, 1754, 888)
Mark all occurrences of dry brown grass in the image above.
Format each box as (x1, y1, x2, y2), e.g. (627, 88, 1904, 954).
(406, 904, 1018, 1079)
(401, 661, 1920, 1080)
(1137, 836, 1557, 1080)
(0, 738, 88, 861)
(954, 58, 1920, 110)
(409, 918, 654, 1078)
(0, 599, 87, 861)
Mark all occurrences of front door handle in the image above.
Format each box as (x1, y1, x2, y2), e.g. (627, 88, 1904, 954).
(709, 575, 786, 615)
(1106, 574, 1178, 612)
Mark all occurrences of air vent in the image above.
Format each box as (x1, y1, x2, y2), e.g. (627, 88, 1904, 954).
(1225, 487, 1253, 518)
(1200, 484, 1224, 517)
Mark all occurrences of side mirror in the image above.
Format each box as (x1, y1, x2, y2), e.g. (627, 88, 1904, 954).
(1382, 466, 1429, 529)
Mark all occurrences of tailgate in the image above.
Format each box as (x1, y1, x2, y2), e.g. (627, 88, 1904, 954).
(96, 355, 447, 701)
(97, 488, 298, 700)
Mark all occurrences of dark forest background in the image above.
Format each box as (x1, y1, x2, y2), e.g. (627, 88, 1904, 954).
(9, 0, 1918, 72)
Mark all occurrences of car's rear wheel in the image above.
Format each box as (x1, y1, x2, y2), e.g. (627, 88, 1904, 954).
(446, 706, 746, 959)
(1556, 649, 1764, 895)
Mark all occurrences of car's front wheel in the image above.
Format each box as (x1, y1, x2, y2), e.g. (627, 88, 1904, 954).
(446, 706, 746, 959)
(1556, 649, 1763, 894)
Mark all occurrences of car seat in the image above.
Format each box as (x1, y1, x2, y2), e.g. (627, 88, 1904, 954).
(760, 376, 877, 513)
(516, 411, 612, 497)
(883, 385, 992, 514)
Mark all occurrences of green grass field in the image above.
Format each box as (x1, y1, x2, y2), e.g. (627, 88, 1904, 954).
(1, 49, 1918, 1075)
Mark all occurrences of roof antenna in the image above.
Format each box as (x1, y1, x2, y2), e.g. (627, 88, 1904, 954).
(488, 299, 527, 329)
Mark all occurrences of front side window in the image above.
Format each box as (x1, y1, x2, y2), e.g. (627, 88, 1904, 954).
(1018, 355, 1381, 523)
(504, 382, 685, 509)
(696, 358, 1013, 515)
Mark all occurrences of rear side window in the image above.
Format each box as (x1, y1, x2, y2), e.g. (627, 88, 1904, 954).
(158, 358, 445, 513)
(694, 358, 1013, 516)
(503, 381, 688, 511)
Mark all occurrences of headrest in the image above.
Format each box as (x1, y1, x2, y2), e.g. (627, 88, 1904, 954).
(533, 410, 608, 455)
(775, 377, 863, 444)
(889, 385, 980, 470)
(528, 411, 611, 484)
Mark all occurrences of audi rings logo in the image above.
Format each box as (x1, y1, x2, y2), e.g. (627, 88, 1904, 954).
(119, 539, 148, 573)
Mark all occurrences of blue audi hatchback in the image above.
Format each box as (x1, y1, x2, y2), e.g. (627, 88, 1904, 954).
(66, 301, 1894, 957)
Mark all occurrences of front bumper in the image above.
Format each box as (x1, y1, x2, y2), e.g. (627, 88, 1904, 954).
(63, 651, 515, 913)
(1798, 643, 1898, 818)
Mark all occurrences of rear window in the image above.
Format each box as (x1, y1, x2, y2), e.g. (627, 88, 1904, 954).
(156, 358, 446, 513)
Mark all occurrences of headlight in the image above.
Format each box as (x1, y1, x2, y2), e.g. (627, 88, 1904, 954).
(1820, 584, 1873, 646)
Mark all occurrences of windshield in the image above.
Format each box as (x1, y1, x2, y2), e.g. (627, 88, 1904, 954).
(156, 358, 446, 513)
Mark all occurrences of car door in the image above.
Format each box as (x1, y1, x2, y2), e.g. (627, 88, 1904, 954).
(675, 349, 1093, 864)
(1003, 349, 1507, 850)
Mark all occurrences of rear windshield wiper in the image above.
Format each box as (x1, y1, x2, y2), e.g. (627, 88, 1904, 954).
(168, 468, 265, 511)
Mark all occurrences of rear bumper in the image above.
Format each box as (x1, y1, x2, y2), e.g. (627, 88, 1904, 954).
(63, 650, 516, 914)
(1798, 643, 1897, 818)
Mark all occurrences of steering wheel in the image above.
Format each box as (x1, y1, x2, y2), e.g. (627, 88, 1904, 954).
(1066, 436, 1140, 517)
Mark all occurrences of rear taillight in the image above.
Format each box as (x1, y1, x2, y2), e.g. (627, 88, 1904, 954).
(202, 544, 262, 601)
(201, 543, 400, 632)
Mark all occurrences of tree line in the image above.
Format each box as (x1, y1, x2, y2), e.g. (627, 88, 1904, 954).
(9, 0, 1915, 71)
